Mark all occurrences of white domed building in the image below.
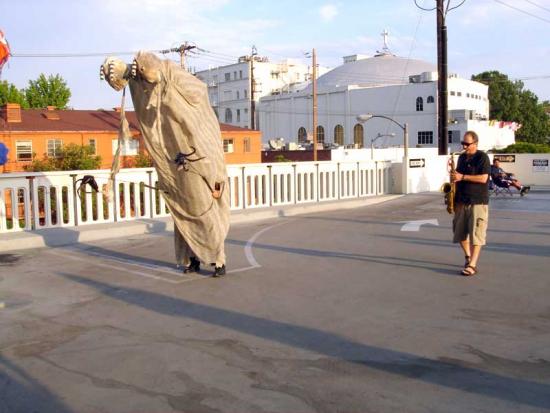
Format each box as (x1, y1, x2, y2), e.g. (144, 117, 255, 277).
(258, 47, 516, 153)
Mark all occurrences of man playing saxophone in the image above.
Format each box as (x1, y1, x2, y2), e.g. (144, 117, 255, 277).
(451, 131, 491, 276)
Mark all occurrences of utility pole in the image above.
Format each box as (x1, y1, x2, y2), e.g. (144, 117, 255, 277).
(437, 0, 448, 155)
(312, 48, 318, 162)
(163, 42, 196, 70)
(250, 45, 258, 130)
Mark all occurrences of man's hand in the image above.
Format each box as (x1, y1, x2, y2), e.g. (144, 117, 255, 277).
(451, 171, 463, 182)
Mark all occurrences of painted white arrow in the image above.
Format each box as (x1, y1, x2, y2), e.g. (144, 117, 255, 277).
(399, 219, 439, 232)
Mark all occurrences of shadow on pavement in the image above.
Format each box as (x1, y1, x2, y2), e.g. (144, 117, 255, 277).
(376, 234, 550, 259)
(0, 356, 73, 413)
(226, 238, 459, 276)
(58, 272, 550, 410)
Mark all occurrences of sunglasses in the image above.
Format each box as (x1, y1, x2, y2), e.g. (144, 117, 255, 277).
(461, 141, 475, 147)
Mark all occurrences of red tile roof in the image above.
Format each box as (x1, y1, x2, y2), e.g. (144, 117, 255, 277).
(0, 108, 257, 134)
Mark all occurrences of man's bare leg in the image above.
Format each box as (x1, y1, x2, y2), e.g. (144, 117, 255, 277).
(469, 245, 482, 268)
(459, 239, 472, 263)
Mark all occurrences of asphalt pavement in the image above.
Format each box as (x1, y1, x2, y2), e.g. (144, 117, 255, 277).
(1, 190, 549, 413)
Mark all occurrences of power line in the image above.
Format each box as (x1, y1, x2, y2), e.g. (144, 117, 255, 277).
(493, 0, 550, 24)
(522, 0, 550, 14)
(11, 51, 149, 58)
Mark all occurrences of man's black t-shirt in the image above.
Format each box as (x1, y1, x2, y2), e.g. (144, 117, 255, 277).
(455, 150, 491, 205)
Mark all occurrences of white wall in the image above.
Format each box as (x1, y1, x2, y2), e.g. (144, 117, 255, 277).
(490, 154, 550, 186)
(260, 82, 439, 148)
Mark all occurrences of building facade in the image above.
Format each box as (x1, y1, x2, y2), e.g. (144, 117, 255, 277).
(258, 53, 516, 153)
(195, 54, 329, 130)
(0, 104, 261, 173)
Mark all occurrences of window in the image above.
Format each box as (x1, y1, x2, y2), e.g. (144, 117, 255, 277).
(316, 126, 325, 143)
(239, 70, 243, 79)
(223, 139, 234, 153)
(237, 109, 241, 122)
(236, 91, 240, 99)
(466, 93, 470, 98)
(112, 138, 139, 155)
(225, 73, 230, 81)
(448, 130, 460, 144)
(298, 127, 307, 143)
(450, 91, 456, 96)
(334, 125, 344, 146)
(457, 91, 462, 97)
(353, 124, 364, 148)
(244, 89, 248, 99)
(243, 138, 251, 152)
(47, 139, 63, 157)
(88, 138, 97, 155)
(223, 90, 232, 101)
(244, 108, 248, 114)
(16, 140, 32, 161)
(416, 96, 424, 111)
(233, 71, 237, 80)
(225, 108, 233, 123)
(417, 131, 434, 145)
(427, 95, 434, 103)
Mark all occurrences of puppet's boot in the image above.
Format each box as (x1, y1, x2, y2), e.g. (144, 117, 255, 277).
(183, 257, 200, 273)
(213, 265, 226, 277)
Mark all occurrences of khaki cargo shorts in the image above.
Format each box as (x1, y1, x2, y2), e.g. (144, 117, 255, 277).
(453, 203, 489, 246)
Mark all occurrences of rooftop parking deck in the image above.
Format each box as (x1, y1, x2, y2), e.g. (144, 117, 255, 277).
(1, 190, 550, 412)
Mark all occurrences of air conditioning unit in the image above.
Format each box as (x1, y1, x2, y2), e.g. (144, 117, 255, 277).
(421, 71, 438, 82)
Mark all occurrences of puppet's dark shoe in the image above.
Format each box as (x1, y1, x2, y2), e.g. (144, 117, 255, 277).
(213, 265, 226, 277)
(461, 265, 477, 276)
(183, 257, 200, 273)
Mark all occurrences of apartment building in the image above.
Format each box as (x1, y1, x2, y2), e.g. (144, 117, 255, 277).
(0, 103, 261, 173)
(195, 54, 328, 130)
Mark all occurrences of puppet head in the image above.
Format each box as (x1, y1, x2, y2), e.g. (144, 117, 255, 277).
(100, 56, 129, 91)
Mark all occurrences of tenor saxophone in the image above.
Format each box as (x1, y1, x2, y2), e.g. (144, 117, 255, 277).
(441, 151, 463, 214)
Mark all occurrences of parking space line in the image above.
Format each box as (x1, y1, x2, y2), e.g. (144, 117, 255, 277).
(49, 249, 189, 284)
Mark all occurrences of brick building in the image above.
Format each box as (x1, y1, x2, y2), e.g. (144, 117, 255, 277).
(0, 103, 261, 173)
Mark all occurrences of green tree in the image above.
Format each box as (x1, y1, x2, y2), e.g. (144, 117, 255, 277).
(25, 73, 71, 109)
(0, 80, 29, 107)
(472, 71, 550, 143)
(26, 144, 101, 171)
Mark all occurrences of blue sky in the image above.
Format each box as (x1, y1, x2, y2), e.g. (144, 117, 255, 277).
(2, 0, 550, 109)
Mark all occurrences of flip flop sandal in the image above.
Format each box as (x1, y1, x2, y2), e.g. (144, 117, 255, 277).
(461, 265, 477, 276)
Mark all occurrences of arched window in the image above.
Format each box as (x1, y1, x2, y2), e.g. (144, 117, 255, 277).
(416, 97, 424, 111)
(353, 124, 364, 148)
(427, 95, 434, 104)
(298, 127, 307, 143)
(334, 125, 344, 146)
(225, 108, 232, 123)
(316, 126, 325, 143)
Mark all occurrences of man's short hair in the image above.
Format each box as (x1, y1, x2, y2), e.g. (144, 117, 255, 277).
(464, 131, 479, 143)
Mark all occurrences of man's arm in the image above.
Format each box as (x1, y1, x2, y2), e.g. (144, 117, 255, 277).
(453, 172, 488, 184)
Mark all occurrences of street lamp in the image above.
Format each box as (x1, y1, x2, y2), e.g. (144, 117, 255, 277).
(371, 133, 395, 160)
(356, 114, 409, 159)
(356, 113, 410, 194)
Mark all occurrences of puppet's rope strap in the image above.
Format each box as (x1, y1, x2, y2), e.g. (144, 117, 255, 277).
(103, 88, 131, 201)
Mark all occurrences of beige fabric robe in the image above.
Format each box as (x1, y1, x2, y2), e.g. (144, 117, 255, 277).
(103, 52, 230, 267)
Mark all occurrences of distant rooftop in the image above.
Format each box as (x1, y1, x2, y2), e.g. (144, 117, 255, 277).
(0, 106, 253, 133)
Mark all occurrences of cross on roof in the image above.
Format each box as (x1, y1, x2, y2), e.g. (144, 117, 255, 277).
(381, 29, 390, 52)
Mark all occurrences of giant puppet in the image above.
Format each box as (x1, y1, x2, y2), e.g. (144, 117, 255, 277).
(100, 51, 230, 277)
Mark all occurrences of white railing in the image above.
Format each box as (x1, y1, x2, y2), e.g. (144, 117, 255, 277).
(0, 161, 392, 234)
